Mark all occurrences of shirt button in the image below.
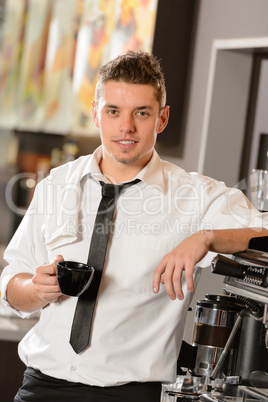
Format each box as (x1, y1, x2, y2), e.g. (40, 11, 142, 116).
(71, 366, 77, 371)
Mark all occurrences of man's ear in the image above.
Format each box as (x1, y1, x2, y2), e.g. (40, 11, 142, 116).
(91, 101, 100, 128)
(157, 106, 169, 134)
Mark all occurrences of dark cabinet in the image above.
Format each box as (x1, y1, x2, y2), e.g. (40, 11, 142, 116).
(0, 340, 25, 402)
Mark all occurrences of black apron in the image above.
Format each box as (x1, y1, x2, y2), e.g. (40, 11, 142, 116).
(14, 367, 161, 402)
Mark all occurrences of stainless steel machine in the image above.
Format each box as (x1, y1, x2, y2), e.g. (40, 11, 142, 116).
(200, 247, 268, 401)
(162, 237, 268, 402)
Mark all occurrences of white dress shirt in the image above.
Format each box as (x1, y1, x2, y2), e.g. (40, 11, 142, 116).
(1, 146, 267, 386)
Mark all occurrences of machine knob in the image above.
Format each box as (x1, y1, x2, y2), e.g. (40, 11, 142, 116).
(211, 254, 245, 278)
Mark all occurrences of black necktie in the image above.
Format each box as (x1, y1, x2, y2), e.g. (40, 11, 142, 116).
(70, 179, 140, 354)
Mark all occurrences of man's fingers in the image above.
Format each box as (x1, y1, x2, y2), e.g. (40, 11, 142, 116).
(152, 260, 166, 294)
(184, 267, 194, 293)
(160, 260, 178, 300)
(153, 257, 181, 300)
(53, 255, 64, 266)
(32, 256, 65, 302)
(171, 268, 184, 300)
(153, 251, 196, 300)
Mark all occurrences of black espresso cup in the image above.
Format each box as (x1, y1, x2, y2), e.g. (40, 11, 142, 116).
(56, 261, 95, 297)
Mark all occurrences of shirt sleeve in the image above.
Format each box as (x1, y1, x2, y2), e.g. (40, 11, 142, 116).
(197, 179, 268, 268)
(0, 180, 49, 318)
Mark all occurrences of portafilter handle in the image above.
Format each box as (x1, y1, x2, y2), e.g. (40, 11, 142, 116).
(211, 254, 244, 278)
(249, 370, 268, 388)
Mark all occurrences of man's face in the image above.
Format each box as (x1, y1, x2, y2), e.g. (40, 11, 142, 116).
(92, 81, 169, 173)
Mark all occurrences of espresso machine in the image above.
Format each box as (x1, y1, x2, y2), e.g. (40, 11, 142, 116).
(163, 237, 268, 402)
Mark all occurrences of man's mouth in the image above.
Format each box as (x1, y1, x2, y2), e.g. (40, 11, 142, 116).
(117, 140, 137, 145)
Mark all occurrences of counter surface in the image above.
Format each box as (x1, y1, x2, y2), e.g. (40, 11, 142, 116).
(0, 316, 37, 342)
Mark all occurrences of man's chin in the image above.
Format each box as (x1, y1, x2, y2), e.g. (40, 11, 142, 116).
(113, 154, 140, 165)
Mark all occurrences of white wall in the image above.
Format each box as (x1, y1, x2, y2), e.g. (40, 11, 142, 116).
(164, 0, 268, 174)
(201, 48, 253, 186)
(248, 60, 268, 173)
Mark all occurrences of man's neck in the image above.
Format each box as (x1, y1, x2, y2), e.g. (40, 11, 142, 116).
(99, 158, 141, 183)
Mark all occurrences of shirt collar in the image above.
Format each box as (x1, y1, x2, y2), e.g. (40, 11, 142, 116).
(81, 146, 165, 194)
(81, 146, 105, 182)
(136, 150, 165, 194)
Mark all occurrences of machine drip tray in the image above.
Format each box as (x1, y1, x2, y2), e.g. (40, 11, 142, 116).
(200, 396, 238, 402)
(238, 386, 268, 401)
(200, 386, 268, 402)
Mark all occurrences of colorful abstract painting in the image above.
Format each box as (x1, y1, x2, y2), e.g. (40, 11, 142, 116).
(72, 0, 158, 135)
(0, 0, 27, 128)
(43, 0, 81, 133)
(17, 0, 52, 130)
(0, 0, 158, 134)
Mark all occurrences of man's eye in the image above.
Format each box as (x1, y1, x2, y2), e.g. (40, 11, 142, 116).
(136, 111, 149, 117)
(107, 110, 118, 115)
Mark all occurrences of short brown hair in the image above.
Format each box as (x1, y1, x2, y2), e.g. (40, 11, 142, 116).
(95, 50, 166, 110)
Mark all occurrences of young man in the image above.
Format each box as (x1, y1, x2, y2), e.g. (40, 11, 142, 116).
(1, 51, 268, 402)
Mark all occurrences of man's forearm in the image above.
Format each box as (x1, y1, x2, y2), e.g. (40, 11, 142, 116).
(6, 273, 48, 313)
(206, 227, 268, 254)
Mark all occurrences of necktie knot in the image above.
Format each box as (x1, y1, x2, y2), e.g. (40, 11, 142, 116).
(100, 183, 121, 198)
(100, 179, 140, 198)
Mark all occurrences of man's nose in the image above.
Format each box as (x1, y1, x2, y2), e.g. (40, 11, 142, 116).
(119, 114, 135, 133)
